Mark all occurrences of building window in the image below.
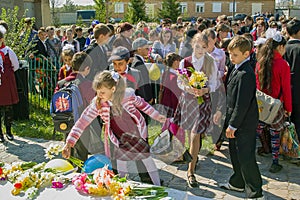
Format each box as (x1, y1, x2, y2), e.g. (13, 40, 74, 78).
(114, 2, 124, 13)
(146, 4, 155, 19)
(212, 2, 222, 12)
(195, 2, 205, 13)
(180, 2, 187, 13)
(229, 2, 237, 13)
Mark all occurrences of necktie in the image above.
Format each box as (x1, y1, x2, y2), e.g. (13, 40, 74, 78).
(121, 72, 138, 89)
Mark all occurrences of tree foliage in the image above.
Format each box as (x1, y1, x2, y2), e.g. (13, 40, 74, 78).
(94, 0, 106, 23)
(93, 0, 114, 23)
(125, 0, 148, 24)
(62, 0, 76, 12)
(0, 6, 33, 59)
(158, 0, 181, 23)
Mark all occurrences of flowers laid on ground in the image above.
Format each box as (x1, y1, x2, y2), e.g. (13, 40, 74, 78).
(72, 165, 131, 199)
(177, 67, 208, 104)
(0, 161, 69, 199)
(44, 143, 83, 169)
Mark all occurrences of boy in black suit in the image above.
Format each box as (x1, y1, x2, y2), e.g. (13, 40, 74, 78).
(284, 19, 300, 139)
(219, 35, 263, 199)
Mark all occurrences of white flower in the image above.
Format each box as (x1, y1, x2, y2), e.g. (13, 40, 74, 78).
(44, 143, 63, 159)
(25, 187, 38, 200)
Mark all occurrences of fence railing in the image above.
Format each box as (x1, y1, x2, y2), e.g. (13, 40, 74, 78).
(26, 55, 60, 112)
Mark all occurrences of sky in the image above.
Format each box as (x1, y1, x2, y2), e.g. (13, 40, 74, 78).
(55, 0, 95, 6)
(72, 0, 95, 5)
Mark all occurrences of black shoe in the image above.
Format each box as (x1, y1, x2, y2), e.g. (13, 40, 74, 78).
(0, 135, 4, 143)
(219, 182, 244, 192)
(269, 163, 282, 173)
(187, 174, 199, 187)
(6, 132, 14, 141)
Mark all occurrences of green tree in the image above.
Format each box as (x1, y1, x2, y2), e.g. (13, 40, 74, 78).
(94, 0, 106, 23)
(0, 6, 34, 59)
(63, 0, 76, 12)
(158, 0, 181, 23)
(125, 0, 148, 24)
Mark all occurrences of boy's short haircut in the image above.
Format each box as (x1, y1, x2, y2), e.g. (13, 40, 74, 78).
(46, 26, 55, 32)
(93, 24, 111, 40)
(228, 35, 251, 53)
(243, 33, 254, 49)
(197, 23, 207, 32)
(72, 52, 92, 72)
(38, 27, 46, 34)
(231, 21, 239, 27)
(216, 23, 230, 32)
(286, 19, 300, 36)
(66, 28, 73, 34)
(202, 28, 216, 39)
(75, 27, 83, 32)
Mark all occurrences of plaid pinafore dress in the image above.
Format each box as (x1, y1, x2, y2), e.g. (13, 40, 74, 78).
(173, 56, 212, 134)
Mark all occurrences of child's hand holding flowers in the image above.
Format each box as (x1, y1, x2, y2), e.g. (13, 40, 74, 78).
(177, 67, 208, 104)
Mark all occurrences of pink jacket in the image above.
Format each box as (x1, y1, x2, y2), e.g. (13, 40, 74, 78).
(66, 88, 160, 157)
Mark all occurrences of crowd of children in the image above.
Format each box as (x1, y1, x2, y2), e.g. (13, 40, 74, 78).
(1, 13, 300, 200)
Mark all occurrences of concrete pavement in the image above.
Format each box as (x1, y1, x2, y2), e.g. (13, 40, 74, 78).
(0, 136, 300, 200)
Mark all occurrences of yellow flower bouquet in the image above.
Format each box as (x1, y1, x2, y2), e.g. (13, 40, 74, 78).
(177, 67, 208, 104)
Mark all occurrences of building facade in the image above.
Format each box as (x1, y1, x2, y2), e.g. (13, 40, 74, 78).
(111, 0, 275, 20)
(0, 0, 51, 28)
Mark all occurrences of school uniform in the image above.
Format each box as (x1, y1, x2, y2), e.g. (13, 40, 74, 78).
(173, 53, 218, 134)
(66, 88, 161, 185)
(159, 68, 181, 118)
(225, 58, 263, 198)
(131, 54, 153, 102)
(0, 46, 19, 140)
(284, 39, 300, 138)
(85, 43, 109, 81)
(58, 64, 72, 81)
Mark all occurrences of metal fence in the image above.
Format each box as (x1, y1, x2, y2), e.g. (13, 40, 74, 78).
(26, 56, 60, 112)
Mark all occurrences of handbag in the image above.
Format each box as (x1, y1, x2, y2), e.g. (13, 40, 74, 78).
(280, 119, 300, 158)
(256, 89, 282, 124)
(150, 120, 186, 164)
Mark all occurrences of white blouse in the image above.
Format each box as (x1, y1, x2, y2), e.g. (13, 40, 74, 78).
(179, 53, 218, 93)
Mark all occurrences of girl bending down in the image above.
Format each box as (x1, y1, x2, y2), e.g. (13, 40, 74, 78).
(62, 71, 166, 185)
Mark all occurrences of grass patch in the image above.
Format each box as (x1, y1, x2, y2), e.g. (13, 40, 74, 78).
(11, 94, 64, 141)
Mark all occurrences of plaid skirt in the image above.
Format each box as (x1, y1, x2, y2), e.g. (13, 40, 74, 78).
(112, 132, 150, 161)
(173, 92, 212, 134)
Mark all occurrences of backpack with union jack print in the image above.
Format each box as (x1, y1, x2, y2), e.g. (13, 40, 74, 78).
(50, 79, 83, 133)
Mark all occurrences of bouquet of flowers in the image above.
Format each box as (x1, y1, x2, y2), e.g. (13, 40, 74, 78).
(44, 143, 83, 169)
(177, 67, 208, 104)
(0, 161, 69, 199)
(72, 165, 131, 199)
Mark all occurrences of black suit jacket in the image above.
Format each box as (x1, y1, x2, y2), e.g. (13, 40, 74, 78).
(131, 55, 153, 102)
(284, 39, 300, 103)
(225, 60, 258, 133)
(85, 43, 109, 81)
(33, 39, 49, 57)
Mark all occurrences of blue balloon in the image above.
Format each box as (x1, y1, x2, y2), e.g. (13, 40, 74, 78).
(82, 154, 112, 173)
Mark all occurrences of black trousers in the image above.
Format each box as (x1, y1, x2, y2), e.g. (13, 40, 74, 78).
(291, 103, 300, 139)
(228, 128, 263, 198)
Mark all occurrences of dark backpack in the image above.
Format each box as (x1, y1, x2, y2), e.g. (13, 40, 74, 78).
(50, 79, 83, 133)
